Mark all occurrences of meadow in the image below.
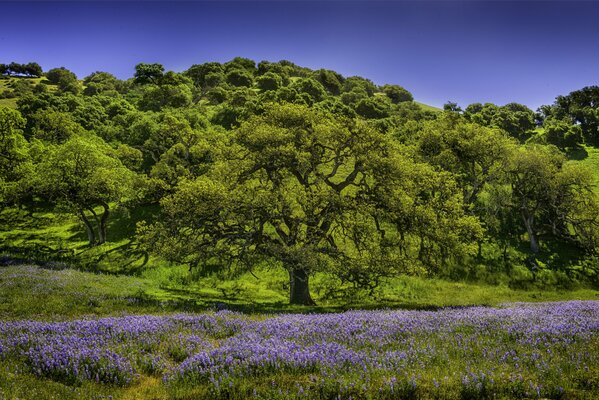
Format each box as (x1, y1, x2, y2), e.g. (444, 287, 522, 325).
(0, 263, 598, 399)
(0, 292, 597, 399)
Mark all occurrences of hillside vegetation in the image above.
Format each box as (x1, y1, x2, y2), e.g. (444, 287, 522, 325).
(1, 58, 599, 307)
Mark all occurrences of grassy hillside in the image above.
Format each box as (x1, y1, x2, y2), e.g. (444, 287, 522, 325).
(0, 76, 56, 108)
(415, 101, 442, 113)
(571, 145, 599, 193)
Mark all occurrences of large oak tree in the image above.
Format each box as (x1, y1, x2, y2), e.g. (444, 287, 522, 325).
(141, 104, 482, 304)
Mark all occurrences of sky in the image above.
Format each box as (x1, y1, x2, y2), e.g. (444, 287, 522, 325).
(2, 1, 599, 110)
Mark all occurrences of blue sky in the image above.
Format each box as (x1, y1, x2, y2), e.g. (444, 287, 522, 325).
(2, 1, 598, 110)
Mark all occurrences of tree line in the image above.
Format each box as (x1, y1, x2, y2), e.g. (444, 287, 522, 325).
(1, 58, 598, 304)
(0, 62, 43, 78)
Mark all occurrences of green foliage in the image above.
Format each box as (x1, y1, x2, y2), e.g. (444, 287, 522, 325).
(4, 57, 599, 308)
(33, 134, 140, 245)
(382, 84, 413, 104)
(354, 96, 391, 119)
(289, 78, 327, 103)
(134, 63, 165, 85)
(313, 69, 344, 95)
(465, 102, 535, 140)
(83, 71, 124, 96)
(552, 86, 599, 142)
(184, 62, 224, 88)
(256, 72, 283, 91)
(137, 83, 193, 111)
(343, 76, 377, 96)
(543, 117, 583, 149)
(0, 61, 42, 77)
(30, 108, 85, 143)
(225, 68, 253, 87)
(0, 107, 29, 206)
(224, 57, 257, 73)
(45, 67, 80, 94)
(141, 104, 483, 304)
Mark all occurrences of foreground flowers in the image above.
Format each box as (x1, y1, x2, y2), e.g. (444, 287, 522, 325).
(1, 301, 598, 399)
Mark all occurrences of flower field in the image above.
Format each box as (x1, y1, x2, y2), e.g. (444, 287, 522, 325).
(1, 301, 598, 399)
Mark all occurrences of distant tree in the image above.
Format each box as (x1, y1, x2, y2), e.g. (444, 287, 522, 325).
(343, 76, 377, 96)
(256, 61, 290, 84)
(45, 67, 80, 94)
(340, 88, 368, 106)
(203, 72, 225, 89)
(159, 71, 193, 87)
(313, 69, 344, 96)
(464, 103, 484, 116)
(224, 57, 256, 73)
(552, 86, 599, 143)
(315, 98, 356, 119)
(3, 62, 43, 77)
(354, 96, 391, 119)
(491, 105, 535, 140)
(184, 62, 224, 88)
(289, 78, 327, 103)
(46, 67, 75, 84)
(416, 113, 515, 207)
(465, 102, 535, 140)
(31, 109, 85, 144)
(8, 62, 25, 75)
(226, 69, 253, 87)
(382, 84, 413, 104)
(134, 63, 165, 85)
(256, 72, 283, 92)
(137, 83, 192, 111)
(83, 71, 121, 96)
(23, 62, 43, 77)
(206, 86, 229, 105)
(505, 144, 572, 254)
(543, 118, 583, 150)
(443, 101, 462, 113)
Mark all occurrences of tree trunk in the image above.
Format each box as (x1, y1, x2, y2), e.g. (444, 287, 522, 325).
(79, 210, 96, 246)
(98, 202, 110, 244)
(521, 211, 539, 253)
(288, 268, 316, 306)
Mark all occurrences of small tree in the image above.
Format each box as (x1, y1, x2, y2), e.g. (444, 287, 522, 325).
(34, 135, 138, 246)
(0, 107, 30, 208)
(382, 84, 413, 104)
(134, 63, 165, 85)
(256, 72, 283, 92)
(45, 67, 79, 94)
(226, 69, 253, 87)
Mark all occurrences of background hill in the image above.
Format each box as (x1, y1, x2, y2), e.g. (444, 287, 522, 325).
(1, 58, 599, 309)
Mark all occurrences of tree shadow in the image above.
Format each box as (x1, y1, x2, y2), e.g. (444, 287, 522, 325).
(567, 146, 588, 160)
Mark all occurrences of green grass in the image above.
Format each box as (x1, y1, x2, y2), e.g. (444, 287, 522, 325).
(1, 203, 598, 320)
(415, 101, 443, 113)
(571, 145, 599, 193)
(0, 98, 17, 108)
(1, 262, 597, 320)
(0, 76, 58, 109)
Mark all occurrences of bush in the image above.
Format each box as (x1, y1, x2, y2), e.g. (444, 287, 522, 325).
(509, 265, 534, 288)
